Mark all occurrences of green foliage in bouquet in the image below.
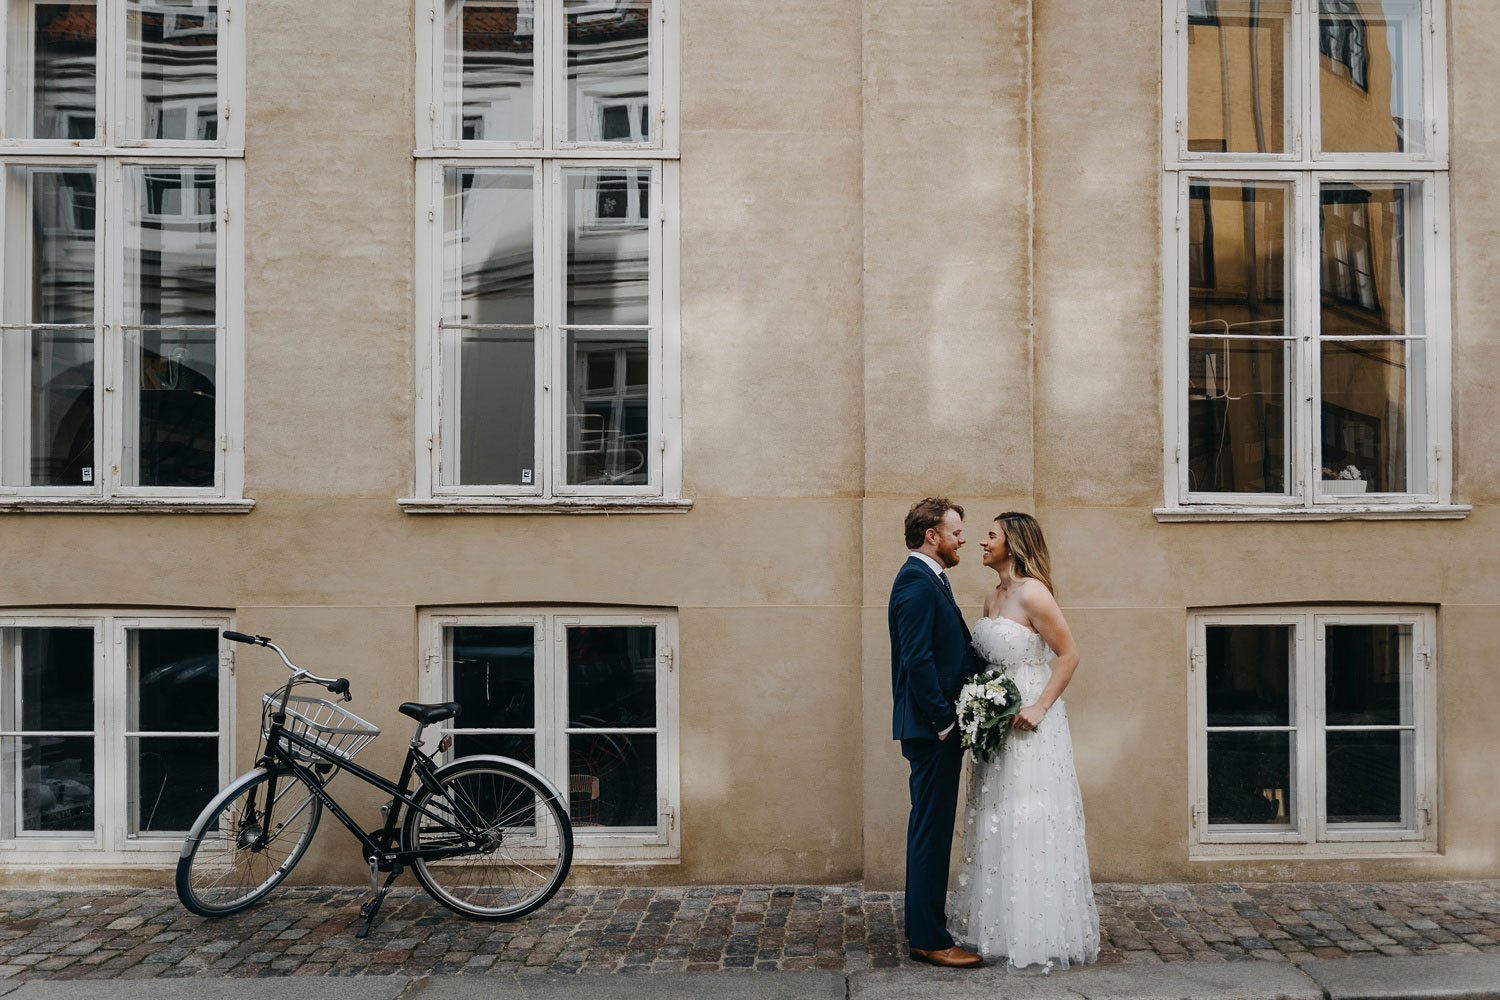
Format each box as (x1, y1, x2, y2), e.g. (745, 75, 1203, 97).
(955, 669, 1024, 764)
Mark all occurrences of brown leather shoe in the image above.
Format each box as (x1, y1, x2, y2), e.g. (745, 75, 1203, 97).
(909, 945, 983, 968)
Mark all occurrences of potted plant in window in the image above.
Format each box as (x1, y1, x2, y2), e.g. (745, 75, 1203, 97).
(1322, 464, 1367, 494)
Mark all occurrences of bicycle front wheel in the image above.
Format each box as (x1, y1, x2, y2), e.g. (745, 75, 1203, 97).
(176, 767, 323, 916)
(402, 757, 572, 920)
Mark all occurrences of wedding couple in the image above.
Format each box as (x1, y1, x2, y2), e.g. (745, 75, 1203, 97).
(888, 498, 1100, 970)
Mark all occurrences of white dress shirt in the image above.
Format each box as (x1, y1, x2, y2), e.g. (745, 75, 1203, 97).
(907, 552, 957, 740)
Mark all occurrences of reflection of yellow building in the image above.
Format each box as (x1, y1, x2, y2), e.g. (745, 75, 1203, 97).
(1187, 0, 1416, 155)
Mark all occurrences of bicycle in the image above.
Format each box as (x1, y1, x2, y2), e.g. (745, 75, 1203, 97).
(176, 631, 573, 936)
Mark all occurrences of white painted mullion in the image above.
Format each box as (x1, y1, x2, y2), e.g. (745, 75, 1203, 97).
(1171, 172, 1189, 504)
(532, 0, 548, 147)
(107, 618, 131, 850)
(660, 159, 680, 499)
(546, 162, 564, 497)
(1429, 173, 1452, 504)
(647, 161, 662, 491)
(1308, 616, 1329, 842)
(92, 619, 111, 850)
(102, 157, 123, 496)
(545, 614, 566, 807)
(1288, 0, 1305, 161)
(1304, 0, 1322, 162)
(534, 159, 551, 497)
(548, 0, 566, 149)
(1296, 172, 1317, 506)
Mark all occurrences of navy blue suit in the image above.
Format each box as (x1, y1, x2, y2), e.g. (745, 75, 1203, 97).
(889, 554, 978, 950)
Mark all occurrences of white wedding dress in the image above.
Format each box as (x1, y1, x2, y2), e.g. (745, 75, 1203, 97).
(952, 616, 1100, 969)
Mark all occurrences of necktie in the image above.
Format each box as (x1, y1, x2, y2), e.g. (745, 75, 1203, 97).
(938, 574, 952, 596)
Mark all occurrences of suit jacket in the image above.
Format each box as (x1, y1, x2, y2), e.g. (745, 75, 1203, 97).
(889, 555, 977, 741)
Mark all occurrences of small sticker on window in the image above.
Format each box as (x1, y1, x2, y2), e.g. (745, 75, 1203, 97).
(521, 469, 533, 485)
(82, 468, 93, 483)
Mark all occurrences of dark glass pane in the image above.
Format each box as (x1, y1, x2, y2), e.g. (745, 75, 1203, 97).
(566, 0, 650, 143)
(1320, 339, 1424, 494)
(450, 626, 534, 729)
(18, 628, 93, 732)
(130, 327, 216, 488)
(133, 628, 218, 732)
(29, 328, 95, 487)
(569, 733, 655, 828)
(1187, 337, 1288, 494)
(10, 735, 94, 833)
(567, 625, 655, 728)
(1325, 624, 1412, 726)
(457, 329, 535, 486)
(1207, 731, 1292, 826)
(1320, 183, 1419, 339)
(130, 735, 216, 833)
(452, 733, 534, 767)
(565, 331, 649, 487)
(1327, 729, 1409, 824)
(1205, 624, 1292, 727)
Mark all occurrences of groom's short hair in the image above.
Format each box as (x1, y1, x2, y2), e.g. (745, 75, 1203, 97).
(904, 497, 963, 549)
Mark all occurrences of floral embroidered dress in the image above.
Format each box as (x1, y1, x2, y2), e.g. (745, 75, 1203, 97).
(951, 616, 1100, 969)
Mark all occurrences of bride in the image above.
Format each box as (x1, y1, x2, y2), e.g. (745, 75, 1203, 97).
(952, 511, 1099, 969)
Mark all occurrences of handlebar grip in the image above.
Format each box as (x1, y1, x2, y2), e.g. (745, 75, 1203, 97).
(328, 678, 351, 700)
(222, 630, 267, 645)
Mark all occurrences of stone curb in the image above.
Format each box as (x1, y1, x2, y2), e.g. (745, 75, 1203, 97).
(1, 955, 1498, 1000)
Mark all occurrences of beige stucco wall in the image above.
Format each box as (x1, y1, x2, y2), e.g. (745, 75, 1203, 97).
(4, 0, 1499, 890)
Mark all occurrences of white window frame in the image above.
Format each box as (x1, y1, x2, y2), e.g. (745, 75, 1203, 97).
(406, 0, 684, 514)
(0, 0, 246, 512)
(1187, 606, 1437, 858)
(0, 609, 234, 864)
(418, 606, 680, 862)
(1158, 0, 1463, 521)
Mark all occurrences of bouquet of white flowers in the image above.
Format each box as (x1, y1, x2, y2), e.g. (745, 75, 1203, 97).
(955, 669, 1024, 764)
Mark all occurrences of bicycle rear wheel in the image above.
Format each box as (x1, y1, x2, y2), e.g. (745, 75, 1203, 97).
(402, 757, 572, 920)
(176, 767, 322, 916)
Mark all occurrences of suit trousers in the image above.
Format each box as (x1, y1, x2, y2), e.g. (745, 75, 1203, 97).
(901, 734, 965, 950)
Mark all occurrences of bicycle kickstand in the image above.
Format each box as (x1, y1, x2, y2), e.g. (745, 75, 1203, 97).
(356, 856, 401, 939)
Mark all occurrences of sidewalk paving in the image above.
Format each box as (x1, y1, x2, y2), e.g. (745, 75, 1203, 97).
(0, 881, 1497, 993)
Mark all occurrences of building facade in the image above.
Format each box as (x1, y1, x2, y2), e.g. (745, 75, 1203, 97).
(1, 0, 1497, 888)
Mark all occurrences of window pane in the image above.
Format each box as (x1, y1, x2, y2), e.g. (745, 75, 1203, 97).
(566, 0, 650, 143)
(1325, 623, 1413, 726)
(453, 732, 534, 766)
(452, 328, 535, 486)
(6, 3, 97, 140)
(1205, 624, 1293, 727)
(1320, 338, 1424, 493)
(445, 0, 535, 142)
(570, 732, 655, 827)
(130, 628, 218, 733)
(1188, 337, 1288, 494)
(565, 168, 650, 325)
(444, 168, 534, 324)
(3, 736, 94, 834)
(124, 165, 217, 326)
(1186, 0, 1292, 154)
(1326, 729, 1412, 824)
(129, 735, 215, 834)
(0, 327, 95, 488)
(124, 327, 216, 487)
(3, 165, 96, 326)
(126, 0, 219, 141)
(566, 625, 655, 727)
(1207, 731, 1293, 826)
(566, 330, 648, 486)
(1319, 0, 1424, 155)
(2, 627, 94, 732)
(449, 625, 534, 729)
(1320, 183, 1421, 339)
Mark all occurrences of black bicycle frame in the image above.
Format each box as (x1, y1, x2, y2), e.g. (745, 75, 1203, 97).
(255, 711, 487, 869)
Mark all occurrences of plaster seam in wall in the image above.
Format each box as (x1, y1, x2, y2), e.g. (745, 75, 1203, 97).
(1026, 0, 1037, 511)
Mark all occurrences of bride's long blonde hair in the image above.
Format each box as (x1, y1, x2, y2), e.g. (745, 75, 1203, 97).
(994, 511, 1056, 597)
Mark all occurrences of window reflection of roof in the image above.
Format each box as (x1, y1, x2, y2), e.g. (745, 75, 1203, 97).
(40, 7, 217, 48)
(461, 9, 649, 51)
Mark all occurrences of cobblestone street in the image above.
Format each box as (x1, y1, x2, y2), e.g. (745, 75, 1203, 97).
(1, 881, 1497, 982)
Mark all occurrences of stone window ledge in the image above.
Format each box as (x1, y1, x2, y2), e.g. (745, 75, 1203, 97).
(1156, 504, 1470, 523)
(0, 498, 255, 514)
(399, 497, 694, 515)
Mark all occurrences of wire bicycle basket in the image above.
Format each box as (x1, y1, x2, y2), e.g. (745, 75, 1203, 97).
(262, 692, 381, 763)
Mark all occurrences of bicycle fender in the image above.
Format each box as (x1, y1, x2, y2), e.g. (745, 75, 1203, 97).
(178, 766, 272, 858)
(435, 755, 570, 814)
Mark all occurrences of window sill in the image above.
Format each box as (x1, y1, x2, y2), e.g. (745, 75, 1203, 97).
(0, 497, 255, 514)
(1190, 844, 1437, 861)
(399, 497, 693, 515)
(1156, 504, 1470, 522)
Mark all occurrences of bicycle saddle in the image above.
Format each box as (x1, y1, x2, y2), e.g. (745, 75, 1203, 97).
(398, 701, 461, 725)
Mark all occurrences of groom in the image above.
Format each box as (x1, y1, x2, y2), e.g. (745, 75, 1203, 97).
(889, 498, 983, 968)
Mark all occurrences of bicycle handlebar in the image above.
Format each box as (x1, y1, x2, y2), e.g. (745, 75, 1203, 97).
(222, 630, 353, 702)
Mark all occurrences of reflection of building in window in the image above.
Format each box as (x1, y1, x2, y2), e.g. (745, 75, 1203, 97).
(1188, 0, 1218, 26)
(131, 2, 219, 141)
(456, 2, 535, 141)
(568, 3, 649, 143)
(1188, 185, 1216, 290)
(587, 168, 649, 225)
(1322, 191, 1381, 313)
(1320, 0, 1368, 91)
(29, 4, 98, 140)
(568, 338, 647, 485)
